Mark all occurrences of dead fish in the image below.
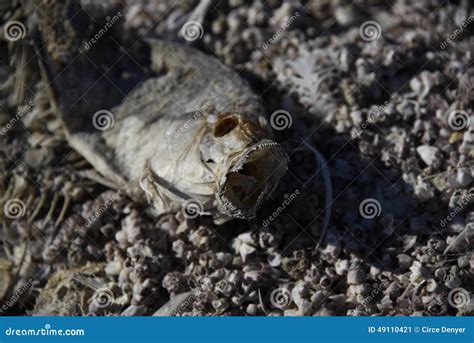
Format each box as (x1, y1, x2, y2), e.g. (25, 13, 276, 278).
(32, 2, 288, 223)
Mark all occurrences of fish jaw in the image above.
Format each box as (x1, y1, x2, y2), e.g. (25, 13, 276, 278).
(216, 139, 288, 219)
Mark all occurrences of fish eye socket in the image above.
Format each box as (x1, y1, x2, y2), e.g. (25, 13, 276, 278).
(214, 116, 238, 137)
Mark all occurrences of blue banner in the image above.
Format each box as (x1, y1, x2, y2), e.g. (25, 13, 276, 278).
(0, 316, 472, 343)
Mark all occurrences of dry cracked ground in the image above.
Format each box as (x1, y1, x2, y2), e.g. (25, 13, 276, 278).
(0, 0, 473, 316)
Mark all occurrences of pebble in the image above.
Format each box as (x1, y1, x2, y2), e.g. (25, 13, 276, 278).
(416, 145, 440, 166)
(456, 168, 472, 187)
(347, 269, 366, 285)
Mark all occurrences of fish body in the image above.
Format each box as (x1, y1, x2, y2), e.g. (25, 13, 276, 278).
(33, 4, 287, 222)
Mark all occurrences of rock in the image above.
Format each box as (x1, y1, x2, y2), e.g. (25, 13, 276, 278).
(347, 269, 366, 285)
(456, 168, 472, 187)
(415, 181, 435, 200)
(416, 145, 440, 166)
(105, 260, 123, 276)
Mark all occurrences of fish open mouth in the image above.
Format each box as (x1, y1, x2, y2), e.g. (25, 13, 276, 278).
(217, 140, 288, 219)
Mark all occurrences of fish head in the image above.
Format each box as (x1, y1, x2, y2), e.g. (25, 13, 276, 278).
(200, 113, 288, 219)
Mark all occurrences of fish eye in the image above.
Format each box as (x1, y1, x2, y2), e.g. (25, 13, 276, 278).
(214, 116, 238, 137)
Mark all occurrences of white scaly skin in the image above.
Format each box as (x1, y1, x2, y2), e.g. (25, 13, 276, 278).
(107, 108, 287, 223)
(34, 2, 288, 222)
